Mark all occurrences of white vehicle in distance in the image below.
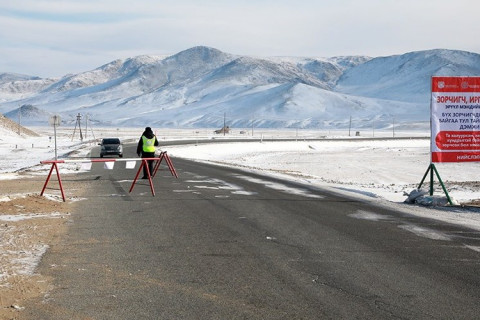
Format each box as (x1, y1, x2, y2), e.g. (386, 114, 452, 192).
(99, 138, 123, 158)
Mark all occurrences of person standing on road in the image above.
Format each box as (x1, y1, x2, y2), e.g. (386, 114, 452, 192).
(136, 127, 159, 179)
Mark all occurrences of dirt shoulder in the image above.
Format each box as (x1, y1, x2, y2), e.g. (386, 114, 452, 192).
(0, 173, 83, 319)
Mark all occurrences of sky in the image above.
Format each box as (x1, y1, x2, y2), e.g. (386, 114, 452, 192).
(1, 0, 479, 78)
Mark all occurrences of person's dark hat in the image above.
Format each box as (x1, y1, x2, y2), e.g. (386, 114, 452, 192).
(145, 127, 152, 131)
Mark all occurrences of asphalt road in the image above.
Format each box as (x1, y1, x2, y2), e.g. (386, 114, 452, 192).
(23, 143, 480, 319)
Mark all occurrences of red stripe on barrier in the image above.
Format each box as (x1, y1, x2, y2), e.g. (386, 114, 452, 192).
(40, 160, 65, 164)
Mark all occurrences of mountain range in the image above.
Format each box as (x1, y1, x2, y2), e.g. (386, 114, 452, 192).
(1, 46, 479, 130)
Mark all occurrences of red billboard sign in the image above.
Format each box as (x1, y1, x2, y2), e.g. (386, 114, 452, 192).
(431, 76, 480, 163)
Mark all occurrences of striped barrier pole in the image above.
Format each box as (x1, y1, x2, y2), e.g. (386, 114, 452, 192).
(40, 152, 178, 201)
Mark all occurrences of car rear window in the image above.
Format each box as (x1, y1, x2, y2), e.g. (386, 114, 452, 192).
(103, 138, 120, 144)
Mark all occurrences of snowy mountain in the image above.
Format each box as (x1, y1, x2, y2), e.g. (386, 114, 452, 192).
(0, 46, 478, 130)
(4, 104, 51, 124)
(336, 49, 480, 104)
(0, 73, 57, 102)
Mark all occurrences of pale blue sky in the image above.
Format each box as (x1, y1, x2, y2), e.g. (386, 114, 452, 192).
(1, 0, 478, 77)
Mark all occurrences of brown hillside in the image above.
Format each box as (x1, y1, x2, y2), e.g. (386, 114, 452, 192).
(0, 113, 40, 137)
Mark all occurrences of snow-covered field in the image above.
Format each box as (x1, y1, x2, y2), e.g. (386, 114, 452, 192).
(2, 126, 480, 229)
(1, 124, 480, 296)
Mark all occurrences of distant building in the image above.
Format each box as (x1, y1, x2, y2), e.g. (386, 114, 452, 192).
(214, 126, 230, 134)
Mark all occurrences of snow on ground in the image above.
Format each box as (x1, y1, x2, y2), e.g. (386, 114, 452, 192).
(1, 126, 480, 230)
(1, 125, 480, 285)
(168, 138, 480, 203)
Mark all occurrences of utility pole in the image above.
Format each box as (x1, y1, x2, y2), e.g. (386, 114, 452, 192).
(18, 106, 21, 135)
(85, 114, 96, 140)
(223, 112, 226, 136)
(393, 116, 396, 138)
(348, 116, 352, 136)
(72, 113, 83, 141)
(85, 114, 88, 139)
(251, 115, 254, 137)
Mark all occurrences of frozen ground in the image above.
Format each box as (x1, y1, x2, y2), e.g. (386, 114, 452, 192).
(1, 126, 480, 230)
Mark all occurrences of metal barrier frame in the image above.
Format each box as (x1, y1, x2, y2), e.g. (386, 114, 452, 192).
(40, 151, 178, 201)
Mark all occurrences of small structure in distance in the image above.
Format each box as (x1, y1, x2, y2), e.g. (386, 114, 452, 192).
(214, 126, 230, 134)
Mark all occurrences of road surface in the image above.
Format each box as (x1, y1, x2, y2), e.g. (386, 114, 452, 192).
(23, 143, 480, 319)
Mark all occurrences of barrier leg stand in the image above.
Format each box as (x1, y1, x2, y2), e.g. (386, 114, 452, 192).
(164, 152, 178, 178)
(155, 151, 178, 178)
(145, 159, 155, 196)
(40, 163, 55, 197)
(129, 159, 156, 196)
(152, 153, 164, 178)
(158, 152, 166, 163)
(40, 162, 66, 202)
(55, 162, 66, 202)
(154, 152, 166, 177)
(152, 152, 177, 178)
(129, 160, 145, 193)
(152, 160, 160, 178)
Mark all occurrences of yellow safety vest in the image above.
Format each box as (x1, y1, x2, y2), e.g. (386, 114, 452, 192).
(142, 136, 156, 153)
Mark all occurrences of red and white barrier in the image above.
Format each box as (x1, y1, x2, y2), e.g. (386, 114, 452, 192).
(40, 151, 178, 201)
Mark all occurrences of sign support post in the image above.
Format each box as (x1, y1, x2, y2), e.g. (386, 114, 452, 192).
(417, 163, 453, 205)
(49, 115, 61, 160)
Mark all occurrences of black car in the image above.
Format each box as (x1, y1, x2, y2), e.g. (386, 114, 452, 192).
(99, 138, 123, 158)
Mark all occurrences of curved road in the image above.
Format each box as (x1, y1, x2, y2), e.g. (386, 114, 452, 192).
(24, 142, 480, 319)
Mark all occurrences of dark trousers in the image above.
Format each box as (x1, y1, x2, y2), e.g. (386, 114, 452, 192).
(142, 152, 155, 177)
